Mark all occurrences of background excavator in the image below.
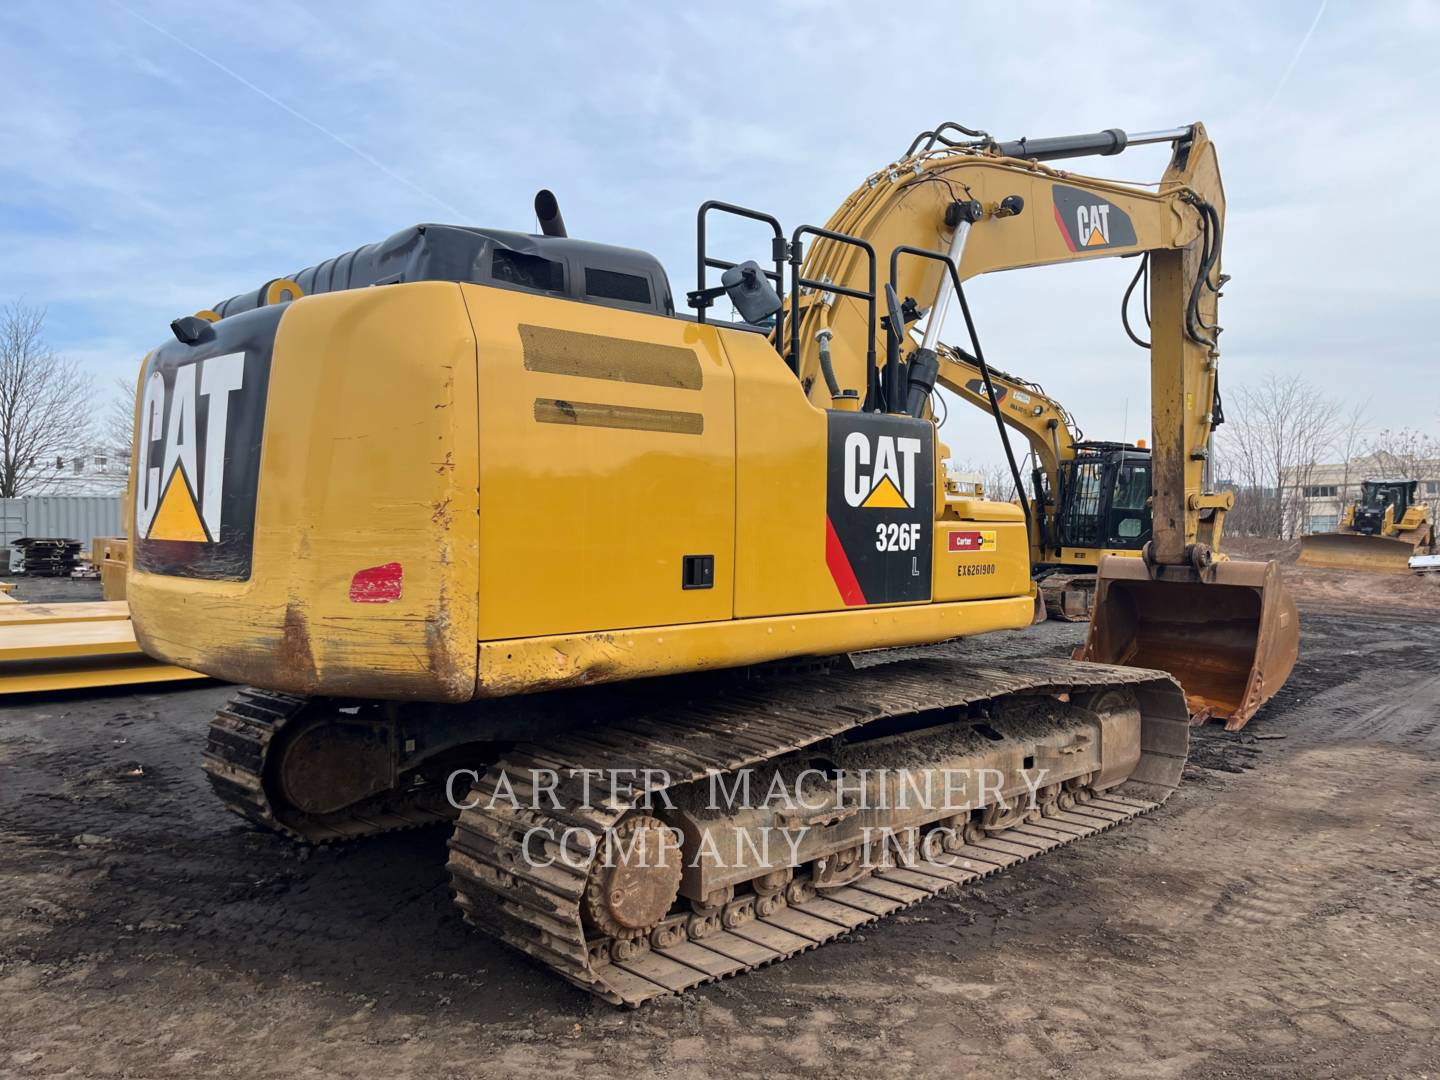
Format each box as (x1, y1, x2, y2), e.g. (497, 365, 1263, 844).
(933, 346, 1150, 619)
(126, 121, 1297, 1004)
(1298, 479, 1436, 573)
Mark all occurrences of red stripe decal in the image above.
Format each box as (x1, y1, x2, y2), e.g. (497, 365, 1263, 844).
(1053, 203, 1076, 252)
(825, 515, 867, 607)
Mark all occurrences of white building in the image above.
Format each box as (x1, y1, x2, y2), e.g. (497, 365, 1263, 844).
(22, 446, 129, 497)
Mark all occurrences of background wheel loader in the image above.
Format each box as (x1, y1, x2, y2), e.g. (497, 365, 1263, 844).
(126, 120, 1297, 1003)
(1299, 479, 1436, 573)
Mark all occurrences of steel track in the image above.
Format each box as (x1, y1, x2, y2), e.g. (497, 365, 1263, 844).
(446, 656, 1189, 1005)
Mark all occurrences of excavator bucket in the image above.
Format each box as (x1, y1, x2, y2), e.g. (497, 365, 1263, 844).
(1077, 556, 1299, 731)
(1297, 532, 1420, 574)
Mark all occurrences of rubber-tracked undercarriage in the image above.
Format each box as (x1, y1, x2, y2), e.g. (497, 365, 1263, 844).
(203, 656, 1187, 1005)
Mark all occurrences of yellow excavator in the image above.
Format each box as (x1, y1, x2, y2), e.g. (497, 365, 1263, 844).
(1298, 479, 1436, 573)
(127, 121, 1297, 1004)
(933, 348, 1150, 619)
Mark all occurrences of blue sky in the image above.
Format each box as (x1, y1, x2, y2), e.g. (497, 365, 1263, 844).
(1, 0, 1436, 466)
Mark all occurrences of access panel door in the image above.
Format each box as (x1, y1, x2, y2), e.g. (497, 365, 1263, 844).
(465, 287, 735, 640)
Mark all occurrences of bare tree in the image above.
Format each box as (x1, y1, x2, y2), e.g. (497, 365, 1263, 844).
(105, 375, 136, 461)
(1214, 399, 1271, 536)
(0, 302, 93, 498)
(1334, 399, 1371, 508)
(951, 459, 1021, 503)
(1365, 427, 1439, 479)
(1364, 427, 1440, 523)
(1214, 373, 1340, 538)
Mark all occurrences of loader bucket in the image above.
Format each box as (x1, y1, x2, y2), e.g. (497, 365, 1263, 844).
(1077, 556, 1299, 731)
(1297, 532, 1419, 574)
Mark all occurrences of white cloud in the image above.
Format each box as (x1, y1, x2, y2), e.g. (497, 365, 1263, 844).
(0, 0, 1435, 457)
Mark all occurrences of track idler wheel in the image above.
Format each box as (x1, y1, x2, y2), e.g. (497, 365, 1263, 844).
(1059, 767, 1099, 804)
(273, 709, 395, 816)
(581, 815, 682, 946)
(1030, 783, 1062, 820)
(940, 818, 987, 853)
(813, 844, 866, 889)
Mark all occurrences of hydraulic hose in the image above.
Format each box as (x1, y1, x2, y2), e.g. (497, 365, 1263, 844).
(1122, 254, 1151, 349)
(815, 326, 842, 399)
(1185, 198, 1223, 347)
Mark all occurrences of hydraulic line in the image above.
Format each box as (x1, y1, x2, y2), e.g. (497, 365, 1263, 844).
(1185, 198, 1223, 347)
(816, 326, 842, 399)
(1122, 254, 1151, 350)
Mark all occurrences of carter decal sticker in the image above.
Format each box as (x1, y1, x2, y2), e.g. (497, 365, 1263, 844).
(1052, 184, 1137, 252)
(135, 353, 245, 543)
(948, 529, 997, 553)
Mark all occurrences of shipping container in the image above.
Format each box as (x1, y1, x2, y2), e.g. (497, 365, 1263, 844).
(0, 496, 123, 571)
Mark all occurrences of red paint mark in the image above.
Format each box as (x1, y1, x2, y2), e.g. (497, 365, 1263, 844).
(949, 531, 983, 552)
(825, 516, 867, 607)
(349, 562, 403, 603)
(1053, 203, 1076, 252)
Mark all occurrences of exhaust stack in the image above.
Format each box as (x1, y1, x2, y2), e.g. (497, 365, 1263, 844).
(534, 189, 567, 237)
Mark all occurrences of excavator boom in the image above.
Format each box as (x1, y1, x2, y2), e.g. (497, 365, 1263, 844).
(782, 122, 1298, 727)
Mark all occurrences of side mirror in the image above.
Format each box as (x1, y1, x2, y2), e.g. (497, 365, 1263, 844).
(721, 260, 782, 324)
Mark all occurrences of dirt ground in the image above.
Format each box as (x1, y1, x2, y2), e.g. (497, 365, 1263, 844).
(2, 570, 1438, 1078)
(1228, 535, 1440, 615)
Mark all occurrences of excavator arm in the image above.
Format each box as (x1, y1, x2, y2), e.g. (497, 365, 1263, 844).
(932, 345, 1078, 496)
(929, 344, 1150, 608)
(776, 122, 1296, 727)
(786, 125, 1223, 562)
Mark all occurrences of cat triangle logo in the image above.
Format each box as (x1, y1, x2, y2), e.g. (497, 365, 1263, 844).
(148, 465, 210, 542)
(862, 474, 910, 509)
(842, 431, 922, 510)
(1085, 225, 1107, 247)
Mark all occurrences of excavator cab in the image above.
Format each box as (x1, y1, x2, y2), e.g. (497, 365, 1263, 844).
(1054, 444, 1152, 553)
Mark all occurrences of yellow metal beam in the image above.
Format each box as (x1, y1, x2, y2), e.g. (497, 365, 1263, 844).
(0, 601, 133, 625)
(0, 618, 150, 661)
(0, 658, 205, 694)
(0, 599, 205, 693)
